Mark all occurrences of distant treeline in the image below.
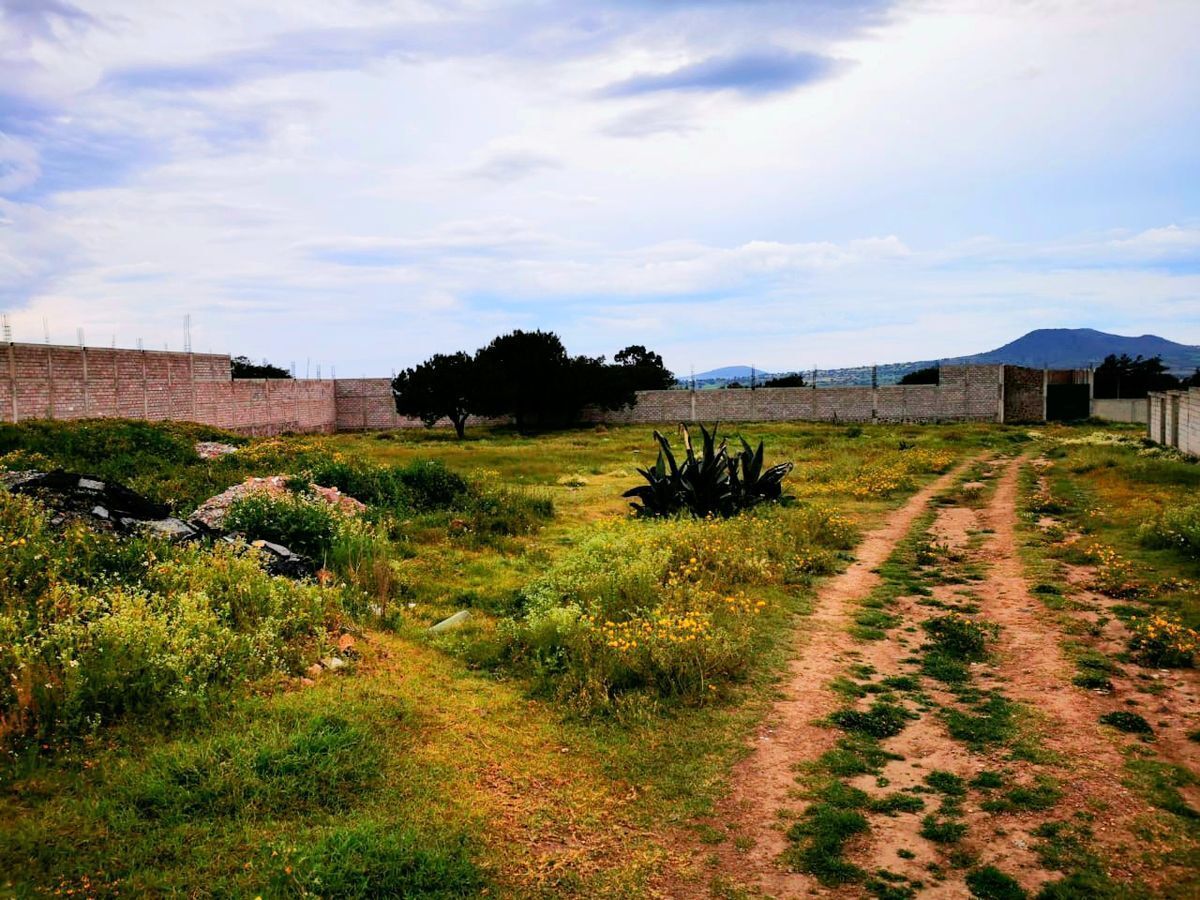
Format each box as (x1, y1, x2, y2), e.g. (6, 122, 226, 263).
(1093, 354, 1200, 399)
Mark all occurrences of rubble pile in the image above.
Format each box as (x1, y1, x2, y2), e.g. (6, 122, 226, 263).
(190, 475, 366, 530)
(0, 469, 364, 579)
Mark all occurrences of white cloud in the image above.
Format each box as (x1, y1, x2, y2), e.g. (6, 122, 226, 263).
(0, 0, 1197, 374)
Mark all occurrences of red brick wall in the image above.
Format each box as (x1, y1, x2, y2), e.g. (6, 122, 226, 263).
(2, 343, 334, 435)
(333, 378, 503, 431)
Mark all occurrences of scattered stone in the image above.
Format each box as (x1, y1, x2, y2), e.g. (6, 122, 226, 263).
(961, 481, 986, 494)
(247, 538, 312, 577)
(321, 656, 348, 672)
(336, 633, 357, 653)
(429, 610, 472, 633)
(6, 471, 169, 532)
(143, 517, 200, 541)
(306, 663, 323, 678)
(299, 677, 316, 687)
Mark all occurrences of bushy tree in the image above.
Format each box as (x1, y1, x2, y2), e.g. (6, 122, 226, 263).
(472, 330, 636, 429)
(613, 345, 676, 391)
(231, 356, 291, 378)
(394, 332, 672, 433)
(763, 373, 806, 388)
(899, 365, 940, 385)
(391, 352, 475, 438)
(1092, 354, 1179, 399)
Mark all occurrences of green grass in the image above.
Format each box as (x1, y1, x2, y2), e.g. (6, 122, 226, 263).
(1, 418, 1010, 895)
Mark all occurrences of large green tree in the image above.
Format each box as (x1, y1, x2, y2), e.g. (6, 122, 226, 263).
(391, 352, 476, 438)
(473, 330, 636, 429)
(613, 345, 676, 391)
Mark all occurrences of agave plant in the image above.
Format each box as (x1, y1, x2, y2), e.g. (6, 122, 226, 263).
(729, 436, 793, 507)
(624, 425, 792, 518)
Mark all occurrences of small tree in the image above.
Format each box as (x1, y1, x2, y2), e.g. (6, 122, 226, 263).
(392, 352, 475, 438)
(231, 356, 291, 378)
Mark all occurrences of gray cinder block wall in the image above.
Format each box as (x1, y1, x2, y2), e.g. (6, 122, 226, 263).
(1148, 388, 1199, 456)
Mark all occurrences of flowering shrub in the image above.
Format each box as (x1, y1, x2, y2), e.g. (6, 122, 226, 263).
(0, 492, 347, 745)
(1138, 503, 1200, 559)
(226, 492, 342, 559)
(922, 613, 995, 661)
(515, 504, 855, 711)
(1090, 546, 1143, 599)
(1128, 613, 1199, 668)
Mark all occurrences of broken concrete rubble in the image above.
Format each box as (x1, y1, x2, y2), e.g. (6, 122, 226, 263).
(189, 475, 366, 530)
(0, 470, 320, 577)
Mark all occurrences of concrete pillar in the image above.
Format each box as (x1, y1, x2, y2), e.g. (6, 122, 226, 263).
(82, 347, 89, 417)
(142, 351, 149, 419)
(997, 365, 1006, 423)
(1042, 368, 1049, 421)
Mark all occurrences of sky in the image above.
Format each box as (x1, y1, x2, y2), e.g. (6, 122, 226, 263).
(1, 0, 1198, 377)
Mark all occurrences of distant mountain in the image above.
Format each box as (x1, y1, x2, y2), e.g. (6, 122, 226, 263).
(682, 329, 1200, 390)
(947, 328, 1200, 372)
(691, 365, 767, 381)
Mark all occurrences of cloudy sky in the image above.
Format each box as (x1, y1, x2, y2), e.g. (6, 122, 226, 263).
(2, 0, 1198, 376)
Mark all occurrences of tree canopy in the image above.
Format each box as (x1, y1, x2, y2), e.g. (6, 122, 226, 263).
(391, 352, 475, 438)
(231, 356, 291, 379)
(392, 331, 674, 436)
(763, 373, 807, 388)
(898, 365, 940, 385)
(1092, 354, 1181, 398)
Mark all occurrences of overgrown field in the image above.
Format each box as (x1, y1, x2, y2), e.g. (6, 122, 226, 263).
(3, 418, 1189, 897)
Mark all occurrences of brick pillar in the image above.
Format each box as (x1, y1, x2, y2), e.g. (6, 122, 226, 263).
(6, 342, 16, 423)
(82, 347, 89, 417)
(46, 345, 55, 419)
(142, 352, 149, 419)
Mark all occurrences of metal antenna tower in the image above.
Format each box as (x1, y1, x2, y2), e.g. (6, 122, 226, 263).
(43, 317, 50, 344)
(77, 328, 85, 348)
(2, 313, 11, 343)
(183, 314, 192, 352)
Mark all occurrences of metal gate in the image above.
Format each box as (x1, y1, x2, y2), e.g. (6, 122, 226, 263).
(1046, 384, 1090, 421)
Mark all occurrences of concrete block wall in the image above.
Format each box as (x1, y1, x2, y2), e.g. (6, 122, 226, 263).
(1148, 389, 1200, 456)
(588, 365, 1010, 425)
(1091, 398, 1149, 424)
